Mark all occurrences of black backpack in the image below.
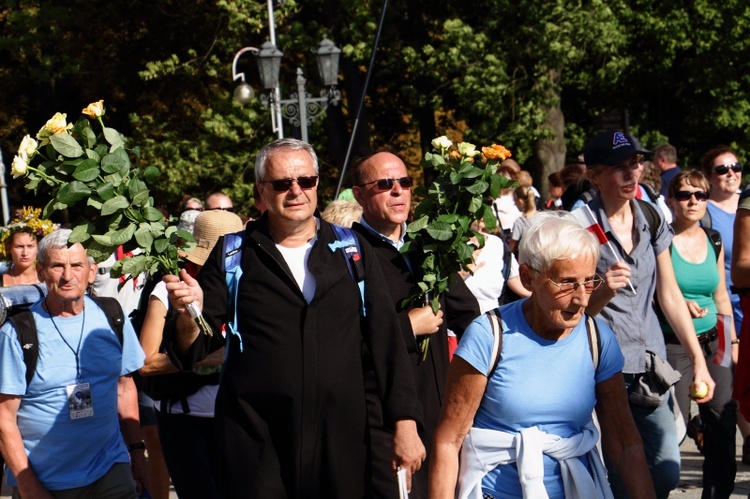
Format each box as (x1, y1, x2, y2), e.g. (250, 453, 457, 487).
(10, 295, 125, 387)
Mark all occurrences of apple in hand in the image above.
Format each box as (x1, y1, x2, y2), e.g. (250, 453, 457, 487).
(690, 381, 709, 399)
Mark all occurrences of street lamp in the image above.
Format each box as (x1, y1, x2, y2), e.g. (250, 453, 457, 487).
(232, 38, 342, 143)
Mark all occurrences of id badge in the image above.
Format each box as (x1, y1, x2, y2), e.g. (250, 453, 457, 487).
(66, 382, 94, 419)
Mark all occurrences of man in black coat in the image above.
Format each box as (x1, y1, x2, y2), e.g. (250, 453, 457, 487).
(165, 139, 425, 499)
(351, 151, 480, 498)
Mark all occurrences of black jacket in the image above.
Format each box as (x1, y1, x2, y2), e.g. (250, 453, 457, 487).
(182, 216, 422, 499)
(352, 222, 480, 498)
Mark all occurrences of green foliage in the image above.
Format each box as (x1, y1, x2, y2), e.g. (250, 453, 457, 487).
(12, 104, 193, 276)
(403, 139, 515, 312)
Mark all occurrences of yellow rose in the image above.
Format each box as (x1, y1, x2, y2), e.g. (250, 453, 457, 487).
(82, 100, 105, 118)
(17, 135, 38, 160)
(482, 144, 512, 161)
(11, 155, 28, 178)
(431, 136, 453, 150)
(457, 142, 479, 157)
(36, 112, 73, 145)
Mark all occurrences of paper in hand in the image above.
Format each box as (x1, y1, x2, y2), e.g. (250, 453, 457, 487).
(397, 467, 409, 499)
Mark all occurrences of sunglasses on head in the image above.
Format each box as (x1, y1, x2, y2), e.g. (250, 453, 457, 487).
(713, 162, 742, 175)
(674, 190, 709, 202)
(260, 175, 319, 192)
(358, 176, 413, 191)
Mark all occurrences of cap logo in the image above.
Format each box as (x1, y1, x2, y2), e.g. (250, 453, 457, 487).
(612, 132, 629, 147)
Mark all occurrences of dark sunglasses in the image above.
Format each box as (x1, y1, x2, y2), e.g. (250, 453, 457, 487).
(207, 207, 234, 212)
(674, 190, 709, 202)
(260, 175, 319, 192)
(358, 176, 413, 191)
(713, 162, 742, 175)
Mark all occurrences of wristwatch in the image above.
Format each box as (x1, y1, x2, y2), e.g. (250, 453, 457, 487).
(127, 441, 146, 453)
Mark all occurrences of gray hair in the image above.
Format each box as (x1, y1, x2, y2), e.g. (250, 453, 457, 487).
(254, 138, 319, 184)
(37, 229, 72, 266)
(518, 212, 600, 272)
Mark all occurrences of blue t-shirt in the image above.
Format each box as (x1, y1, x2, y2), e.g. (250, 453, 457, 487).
(706, 201, 743, 332)
(0, 296, 145, 490)
(455, 300, 624, 498)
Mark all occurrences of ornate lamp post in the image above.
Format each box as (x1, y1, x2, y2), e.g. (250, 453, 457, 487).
(232, 38, 342, 142)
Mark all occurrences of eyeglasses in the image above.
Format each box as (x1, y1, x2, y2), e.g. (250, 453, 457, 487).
(260, 175, 319, 192)
(674, 190, 709, 202)
(207, 207, 234, 212)
(713, 162, 742, 175)
(530, 267, 604, 294)
(357, 176, 413, 191)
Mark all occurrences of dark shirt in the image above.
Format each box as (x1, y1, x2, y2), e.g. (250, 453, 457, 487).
(659, 166, 683, 198)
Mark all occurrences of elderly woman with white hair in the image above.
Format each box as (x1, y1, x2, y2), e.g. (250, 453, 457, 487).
(429, 213, 655, 499)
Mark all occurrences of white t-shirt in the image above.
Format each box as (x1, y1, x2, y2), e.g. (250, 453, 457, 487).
(463, 234, 520, 314)
(275, 236, 317, 303)
(150, 282, 219, 417)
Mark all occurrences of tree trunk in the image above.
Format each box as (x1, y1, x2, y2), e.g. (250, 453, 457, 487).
(533, 81, 566, 199)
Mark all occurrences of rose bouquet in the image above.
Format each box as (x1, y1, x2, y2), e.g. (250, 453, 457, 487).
(402, 136, 516, 359)
(11, 101, 213, 335)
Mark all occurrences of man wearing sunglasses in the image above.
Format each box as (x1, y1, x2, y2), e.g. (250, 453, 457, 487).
(164, 138, 424, 498)
(204, 192, 234, 212)
(653, 143, 682, 198)
(351, 151, 480, 499)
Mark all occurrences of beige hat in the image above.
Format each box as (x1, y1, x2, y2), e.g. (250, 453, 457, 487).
(186, 210, 244, 266)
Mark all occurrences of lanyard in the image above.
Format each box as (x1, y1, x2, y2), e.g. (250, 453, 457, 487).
(47, 301, 86, 384)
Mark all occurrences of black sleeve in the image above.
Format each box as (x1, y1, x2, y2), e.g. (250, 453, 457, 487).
(163, 235, 229, 370)
(444, 273, 481, 340)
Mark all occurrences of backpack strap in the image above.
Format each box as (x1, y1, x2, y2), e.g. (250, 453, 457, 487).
(702, 227, 722, 262)
(10, 311, 38, 387)
(87, 295, 125, 345)
(222, 230, 246, 353)
(635, 198, 660, 246)
(11, 296, 125, 387)
(586, 314, 601, 372)
(700, 210, 712, 230)
(486, 308, 503, 378)
(329, 224, 367, 317)
(485, 309, 601, 380)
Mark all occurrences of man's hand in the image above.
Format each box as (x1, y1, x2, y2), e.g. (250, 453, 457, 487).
(130, 449, 149, 495)
(164, 270, 203, 316)
(391, 419, 426, 492)
(409, 306, 443, 336)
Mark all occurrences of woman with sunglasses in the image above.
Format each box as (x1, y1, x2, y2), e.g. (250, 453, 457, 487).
(701, 147, 743, 338)
(663, 170, 738, 498)
(581, 131, 714, 499)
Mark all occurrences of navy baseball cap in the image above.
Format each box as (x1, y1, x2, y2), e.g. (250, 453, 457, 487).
(583, 131, 650, 167)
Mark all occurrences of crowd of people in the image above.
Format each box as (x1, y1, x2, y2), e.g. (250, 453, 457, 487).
(0, 130, 748, 499)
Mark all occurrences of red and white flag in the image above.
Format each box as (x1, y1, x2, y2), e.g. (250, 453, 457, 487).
(713, 313, 733, 368)
(571, 205, 636, 294)
(571, 205, 608, 244)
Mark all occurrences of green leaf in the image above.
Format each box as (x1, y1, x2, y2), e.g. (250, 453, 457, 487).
(56, 181, 91, 204)
(143, 166, 161, 184)
(101, 195, 129, 216)
(425, 221, 454, 241)
(101, 151, 128, 174)
(482, 205, 497, 231)
(103, 126, 123, 146)
(50, 133, 84, 158)
(463, 167, 485, 179)
(92, 234, 114, 246)
(436, 213, 459, 224)
(154, 237, 169, 254)
(406, 215, 430, 233)
(87, 197, 103, 210)
(72, 159, 100, 182)
(83, 127, 97, 148)
(85, 148, 101, 162)
(69, 223, 94, 243)
(468, 196, 482, 213)
(135, 224, 155, 250)
(142, 206, 164, 222)
(96, 183, 116, 201)
(131, 189, 150, 207)
(111, 224, 136, 246)
(465, 181, 489, 195)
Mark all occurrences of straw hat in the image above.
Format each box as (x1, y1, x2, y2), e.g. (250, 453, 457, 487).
(186, 210, 244, 266)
